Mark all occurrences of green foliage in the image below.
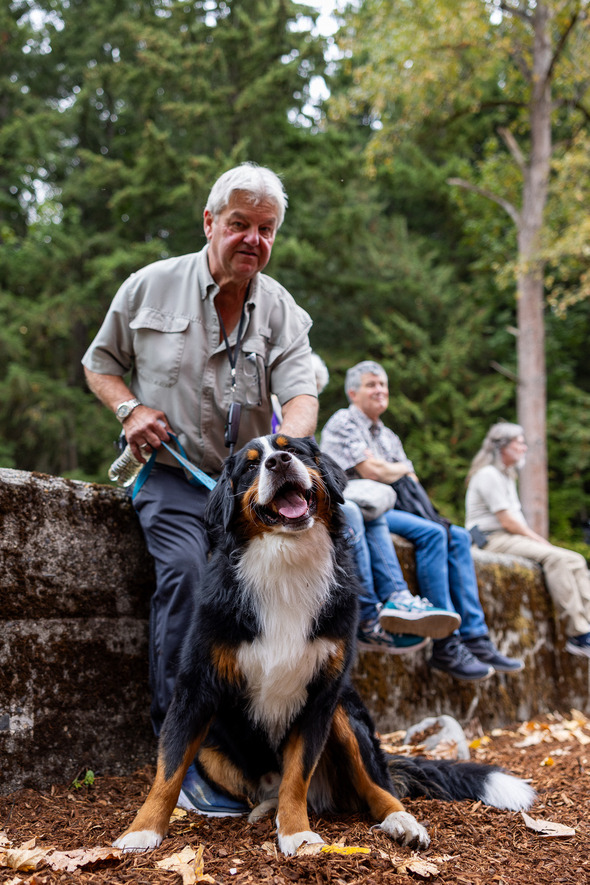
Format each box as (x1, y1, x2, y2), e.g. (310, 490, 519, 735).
(2, 0, 589, 546)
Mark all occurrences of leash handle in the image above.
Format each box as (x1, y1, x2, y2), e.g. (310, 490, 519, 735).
(132, 433, 217, 500)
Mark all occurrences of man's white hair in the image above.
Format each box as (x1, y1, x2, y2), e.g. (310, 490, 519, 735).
(344, 360, 387, 403)
(205, 162, 288, 228)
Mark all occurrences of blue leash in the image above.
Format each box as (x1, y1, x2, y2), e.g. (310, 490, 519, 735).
(132, 433, 217, 500)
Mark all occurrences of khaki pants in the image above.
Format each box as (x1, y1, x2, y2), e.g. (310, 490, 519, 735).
(484, 532, 590, 637)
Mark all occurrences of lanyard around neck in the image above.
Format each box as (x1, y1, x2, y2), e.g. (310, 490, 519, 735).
(215, 285, 249, 394)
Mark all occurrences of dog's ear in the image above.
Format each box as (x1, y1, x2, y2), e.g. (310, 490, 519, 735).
(319, 451, 347, 504)
(205, 457, 236, 533)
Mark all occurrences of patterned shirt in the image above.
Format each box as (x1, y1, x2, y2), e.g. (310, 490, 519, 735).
(320, 404, 414, 477)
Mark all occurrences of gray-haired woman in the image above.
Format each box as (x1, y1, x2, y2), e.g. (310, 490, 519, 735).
(466, 422, 590, 658)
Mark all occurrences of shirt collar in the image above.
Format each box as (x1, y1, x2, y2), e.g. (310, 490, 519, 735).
(199, 244, 258, 307)
(349, 403, 383, 435)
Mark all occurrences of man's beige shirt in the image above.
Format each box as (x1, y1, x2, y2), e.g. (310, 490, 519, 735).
(82, 245, 316, 476)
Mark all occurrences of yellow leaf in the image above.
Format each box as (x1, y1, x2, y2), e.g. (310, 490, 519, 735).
(541, 756, 554, 766)
(321, 845, 371, 855)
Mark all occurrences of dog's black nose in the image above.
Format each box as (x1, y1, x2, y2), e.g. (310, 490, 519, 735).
(266, 452, 292, 471)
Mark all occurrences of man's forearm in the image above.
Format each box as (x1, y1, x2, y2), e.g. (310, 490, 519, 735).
(355, 456, 414, 484)
(279, 394, 318, 438)
(84, 367, 134, 414)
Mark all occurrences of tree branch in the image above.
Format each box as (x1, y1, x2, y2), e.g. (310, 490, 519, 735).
(497, 126, 526, 170)
(447, 177, 521, 226)
(490, 361, 519, 383)
(547, 6, 582, 85)
(498, 2, 532, 24)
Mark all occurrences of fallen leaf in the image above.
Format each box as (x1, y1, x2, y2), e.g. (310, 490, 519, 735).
(1, 847, 47, 871)
(320, 844, 371, 855)
(0, 833, 11, 848)
(261, 841, 279, 858)
(170, 807, 188, 821)
(541, 756, 554, 766)
(397, 856, 440, 877)
(521, 811, 576, 838)
(157, 845, 199, 884)
(46, 846, 122, 871)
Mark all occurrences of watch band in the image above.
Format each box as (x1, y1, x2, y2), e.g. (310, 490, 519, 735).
(115, 398, 141, 423)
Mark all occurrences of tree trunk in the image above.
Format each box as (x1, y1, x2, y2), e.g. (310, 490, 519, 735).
(516, 2, 552, 537)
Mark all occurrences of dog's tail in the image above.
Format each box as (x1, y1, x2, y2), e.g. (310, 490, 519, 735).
(388, 756, 536, 811)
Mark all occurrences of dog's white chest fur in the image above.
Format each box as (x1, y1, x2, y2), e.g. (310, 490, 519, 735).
(235, 523, 337, 745)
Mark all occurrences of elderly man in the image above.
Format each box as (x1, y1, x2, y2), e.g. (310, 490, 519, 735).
(321, 360, 523, 681)
(466, 422, 590, 658)
(82, 163, 318, 814)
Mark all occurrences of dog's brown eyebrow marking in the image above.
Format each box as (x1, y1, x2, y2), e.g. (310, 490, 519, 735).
(276, 435, 289, 448)
(246, 448, 259, 461)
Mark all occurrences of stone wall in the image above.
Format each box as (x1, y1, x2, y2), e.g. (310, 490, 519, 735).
(1, 468, 589, 795)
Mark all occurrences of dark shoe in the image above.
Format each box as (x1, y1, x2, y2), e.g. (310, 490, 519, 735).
(357, 617, 429, 655)
(463, 634, 524, 673)
(177, 763, 249, 817)
(565, 631, 590, 659)
(429, 634, 494, 681)
(379, 591, 461, 639)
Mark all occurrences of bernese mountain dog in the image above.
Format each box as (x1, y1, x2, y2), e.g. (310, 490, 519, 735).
(114, 434, 535, 855)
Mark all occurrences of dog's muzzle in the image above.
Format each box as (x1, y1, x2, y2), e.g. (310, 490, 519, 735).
(256, 451, 316, 528)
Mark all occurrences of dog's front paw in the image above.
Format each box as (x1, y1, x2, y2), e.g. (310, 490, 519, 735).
(248, 797, 278, 823)
(379, 811, 430, 849)
(113, 829, 163, 852)
(278, 830, 325, 856)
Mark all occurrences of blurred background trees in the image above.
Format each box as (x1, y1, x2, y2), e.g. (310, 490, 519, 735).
(2, 0, 590, 546)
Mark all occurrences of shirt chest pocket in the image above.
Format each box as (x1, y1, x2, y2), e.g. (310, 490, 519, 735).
(130, 308, 190, 388)
(236, 337, 270, 407)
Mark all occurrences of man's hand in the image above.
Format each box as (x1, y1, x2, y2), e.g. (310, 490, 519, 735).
(122, 406, 170, 462)
(84, 367, 171, 462)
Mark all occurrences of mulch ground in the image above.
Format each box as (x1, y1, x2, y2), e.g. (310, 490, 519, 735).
(1, 712, 589, 885)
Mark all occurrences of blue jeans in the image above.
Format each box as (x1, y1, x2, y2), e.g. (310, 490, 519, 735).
(341, 500, 409, 623)
(385, 510, 487, 639)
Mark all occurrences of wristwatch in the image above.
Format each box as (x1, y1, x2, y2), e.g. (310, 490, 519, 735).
(115, 398, 141, 423)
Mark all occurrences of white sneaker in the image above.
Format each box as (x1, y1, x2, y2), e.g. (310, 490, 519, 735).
(379, 593, 461, 639)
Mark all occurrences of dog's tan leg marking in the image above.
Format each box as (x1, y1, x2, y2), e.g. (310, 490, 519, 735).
(276, 731, 323, 855)
(331, 707, 430, 848)
(331, 706, 405, 819)
(198, 747, 254, 800)
(113, 736, 203, 852)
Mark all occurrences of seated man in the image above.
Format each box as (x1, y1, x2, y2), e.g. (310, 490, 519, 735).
(341, 500, 459, 654)
(466, 422, 590, 659)
(321, 360, 523, 681)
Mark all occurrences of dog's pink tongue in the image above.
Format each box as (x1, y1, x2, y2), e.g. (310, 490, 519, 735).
(276, 490, 308, 519)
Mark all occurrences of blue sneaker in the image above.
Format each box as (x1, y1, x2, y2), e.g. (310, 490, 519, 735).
(379, 591, 461, 639)
(177, 762, 249, 817)
(565, 632, 590, 659)
(357, 618, 429, 655)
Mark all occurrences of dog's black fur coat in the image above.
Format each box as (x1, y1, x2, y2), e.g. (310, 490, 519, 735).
(114, 435, 535, 855)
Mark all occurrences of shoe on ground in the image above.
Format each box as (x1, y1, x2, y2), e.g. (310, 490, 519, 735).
(463, 634, 524, 673)
(357, 617, 429, 655)
(429, 634, 494, 681)
(177, 762, 249, 817)
(565, 631, 590, 659)
(379, 590, 461, 639)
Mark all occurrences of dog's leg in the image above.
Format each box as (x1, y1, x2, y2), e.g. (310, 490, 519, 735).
(113, 735, 203, 852)
(275, 731, 324, 855)
(331, 706, 430, 849)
